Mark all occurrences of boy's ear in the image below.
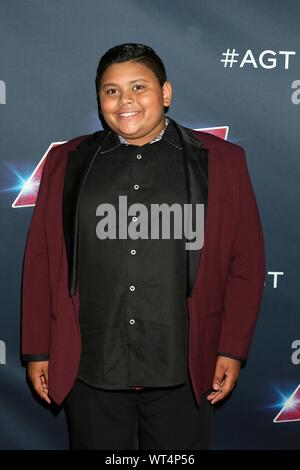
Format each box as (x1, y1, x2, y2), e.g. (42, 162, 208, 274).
(162, 81, 172, 107)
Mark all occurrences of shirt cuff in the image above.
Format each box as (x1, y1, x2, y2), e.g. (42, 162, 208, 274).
(217, 352, 246, 362)
(21, 354, 49, 362)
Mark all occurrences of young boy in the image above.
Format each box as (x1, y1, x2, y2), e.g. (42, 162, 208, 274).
(21, 43, 265, 450)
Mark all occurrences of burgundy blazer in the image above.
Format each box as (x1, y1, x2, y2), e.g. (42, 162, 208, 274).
(21, 120, 266, 406)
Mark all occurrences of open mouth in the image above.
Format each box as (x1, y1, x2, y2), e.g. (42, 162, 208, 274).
(117, 111, 141, 119)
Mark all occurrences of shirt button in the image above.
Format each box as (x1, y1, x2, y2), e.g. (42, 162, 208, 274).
(129, 319, 135, 325)
(133, 184, 139, 190)
(130, 285, 135, 291)
(132, 216, 137, 222)
(130, 249, 136, 255)
(136, 154, 142, 160)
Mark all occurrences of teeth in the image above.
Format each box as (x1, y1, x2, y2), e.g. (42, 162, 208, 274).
(119, 112, 138, 116)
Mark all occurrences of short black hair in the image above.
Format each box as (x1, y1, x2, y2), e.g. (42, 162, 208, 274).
(95, 43, 167, 94)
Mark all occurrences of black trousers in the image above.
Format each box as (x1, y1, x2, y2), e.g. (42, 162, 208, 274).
(64, 375, 214, 450)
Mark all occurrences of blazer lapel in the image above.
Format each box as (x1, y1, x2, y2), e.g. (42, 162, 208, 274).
(63, 131, 108, 296)
(171, 120, 209, 298)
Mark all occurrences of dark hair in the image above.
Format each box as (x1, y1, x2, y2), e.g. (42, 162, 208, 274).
(95, 43, 167, 94)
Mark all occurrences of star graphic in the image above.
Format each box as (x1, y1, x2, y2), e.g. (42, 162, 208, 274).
(12, 142, 65, 208)
(273, 384, 300, 423)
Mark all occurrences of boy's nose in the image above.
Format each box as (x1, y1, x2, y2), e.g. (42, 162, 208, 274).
(119, 91, 134, 105)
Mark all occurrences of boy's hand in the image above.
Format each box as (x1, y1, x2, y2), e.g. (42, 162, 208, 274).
(207, 356, 241, 405)
(27, 361, 51, 404)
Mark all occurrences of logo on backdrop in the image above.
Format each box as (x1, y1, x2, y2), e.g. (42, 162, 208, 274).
(12, 142, 65, 208)
(12, 126, 229, 208)
(266, 271, 284, 288)
(273, 384, 300, 423)
(220, 49, 296, 69)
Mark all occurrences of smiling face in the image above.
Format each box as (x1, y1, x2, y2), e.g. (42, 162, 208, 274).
(98, 60, 172, 146)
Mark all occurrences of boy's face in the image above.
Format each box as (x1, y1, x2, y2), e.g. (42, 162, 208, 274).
(98, 60, 172, 146)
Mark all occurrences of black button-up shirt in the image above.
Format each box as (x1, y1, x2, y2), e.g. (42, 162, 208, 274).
(76, 117, 191, 390)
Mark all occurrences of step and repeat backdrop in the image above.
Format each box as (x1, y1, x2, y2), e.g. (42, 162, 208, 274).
(0, 0, 299, 449)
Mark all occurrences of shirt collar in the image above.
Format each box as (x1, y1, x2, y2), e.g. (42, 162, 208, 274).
(100, 116, 182, 154)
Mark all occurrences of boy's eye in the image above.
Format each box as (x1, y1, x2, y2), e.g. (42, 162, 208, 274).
(106, 84, 144, 95)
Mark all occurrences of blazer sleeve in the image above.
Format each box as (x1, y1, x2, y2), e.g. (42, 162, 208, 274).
(217, 148, 266, 360)
(20, 150, 54, 362)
